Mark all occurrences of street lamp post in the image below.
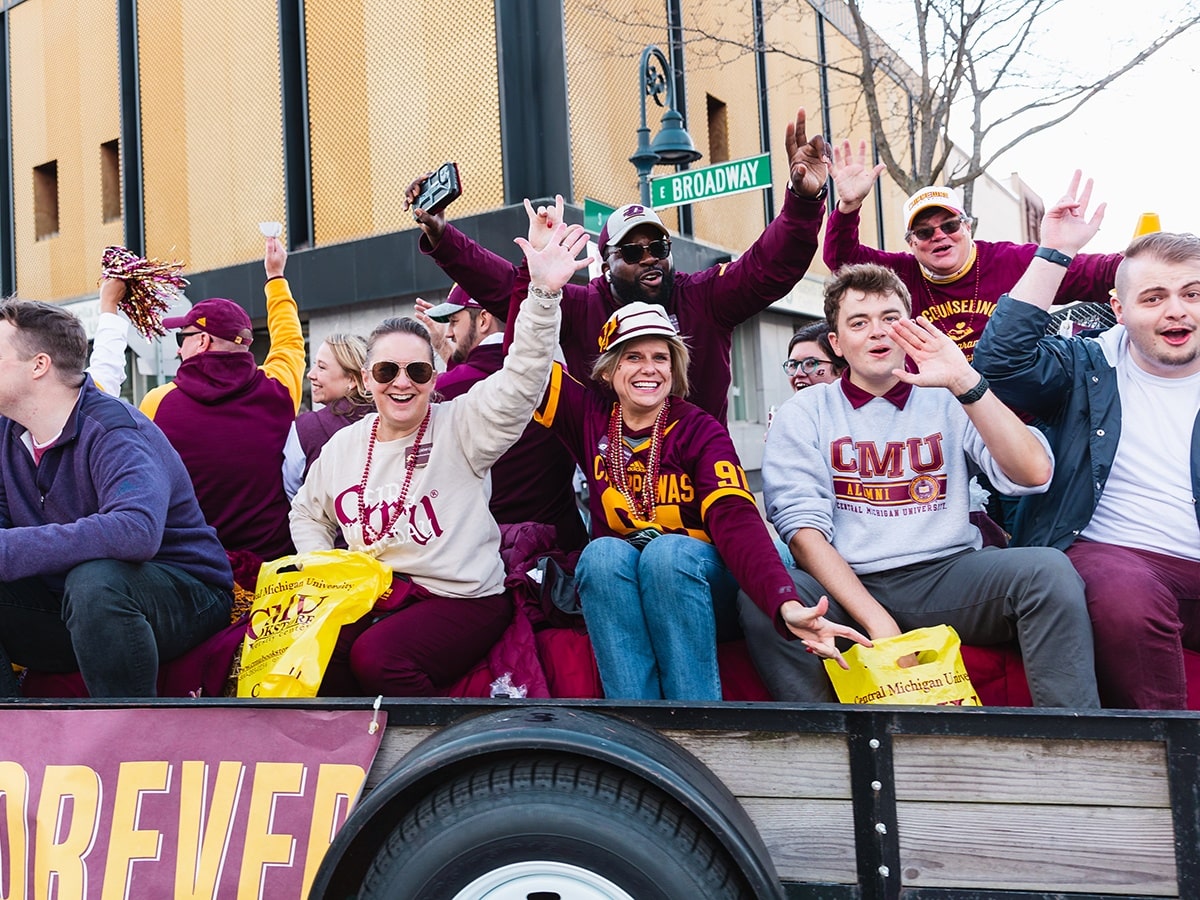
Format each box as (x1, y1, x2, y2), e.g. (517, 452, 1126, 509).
(631, 45, 702, 207)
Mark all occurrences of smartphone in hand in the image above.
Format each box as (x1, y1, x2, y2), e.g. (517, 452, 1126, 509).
(413, 162, 462, 216)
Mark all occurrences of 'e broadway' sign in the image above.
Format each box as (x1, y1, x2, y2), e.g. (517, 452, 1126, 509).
(649, 153, 771, 209)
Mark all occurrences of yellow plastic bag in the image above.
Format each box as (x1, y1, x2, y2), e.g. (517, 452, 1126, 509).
(824, 624, 980, 706)
(236, 550, 392, 698)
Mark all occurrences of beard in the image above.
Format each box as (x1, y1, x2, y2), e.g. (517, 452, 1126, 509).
(1136, 335, 1200, 372)
(609, 266, 676, 308)
(449, 321, 478, 365)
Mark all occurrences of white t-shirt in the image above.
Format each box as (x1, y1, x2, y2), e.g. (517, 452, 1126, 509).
(1081, 339, 1200, 560)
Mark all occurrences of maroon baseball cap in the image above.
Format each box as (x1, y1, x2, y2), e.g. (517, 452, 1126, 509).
(424, 285, 482, 322)
(162, 298, 254, 345)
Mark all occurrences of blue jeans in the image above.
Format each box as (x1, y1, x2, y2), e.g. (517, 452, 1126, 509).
(574, 534, 741, 700)
(0, 559, 232, 698)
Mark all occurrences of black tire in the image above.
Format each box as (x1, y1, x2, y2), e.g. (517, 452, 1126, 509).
(359, 755, 752, 900)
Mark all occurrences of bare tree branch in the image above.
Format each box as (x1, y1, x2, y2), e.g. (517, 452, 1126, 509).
(578, 0, 1199, 215)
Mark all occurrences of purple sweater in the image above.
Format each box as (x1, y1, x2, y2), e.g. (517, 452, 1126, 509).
(0, 379, 232, 592)
(424, 189, 826, 424)
(823, 207, 1122, 359)
(295, 397, 372, 479)
(436, 342, 588, 552)
(536, 366, 802, 632)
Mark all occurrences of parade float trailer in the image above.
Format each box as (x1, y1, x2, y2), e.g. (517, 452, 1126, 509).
(5, 697, 1196, 900)
(310, 699, 1199, 899)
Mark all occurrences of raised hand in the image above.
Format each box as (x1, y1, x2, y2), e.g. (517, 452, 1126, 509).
(264, 237, 287, 279)
(98, 278, 126, 315)
(888, 316, 980, 396)
(785, 108, 831, 200)
(1040, 170, 1106, 257)
(523, 194, 565, 252)
(404, 171, 447, 247)
(413, 297, 451, 362)
(515, 221, 592, 294)
(831, 139, 886, 212)
(779, 596, 872, 670)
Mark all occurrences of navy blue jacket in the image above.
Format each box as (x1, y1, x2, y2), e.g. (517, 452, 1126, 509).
(0, 378, 233, 592)
(974, 295, 1200, 550)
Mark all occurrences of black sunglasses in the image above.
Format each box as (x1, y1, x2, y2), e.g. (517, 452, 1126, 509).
(370, 360, 434, 385)
(610, 238, 671, 265)
(175, 330, 204, 347)
(908, 217, 967, 242)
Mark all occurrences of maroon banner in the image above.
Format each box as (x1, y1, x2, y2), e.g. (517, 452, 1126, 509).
(0, 706, 385, 899)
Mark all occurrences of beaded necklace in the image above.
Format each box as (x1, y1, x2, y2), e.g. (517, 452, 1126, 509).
(606, 398, 670, 522)
(358, 408, 430, 547)
(922, 249, 981, 313)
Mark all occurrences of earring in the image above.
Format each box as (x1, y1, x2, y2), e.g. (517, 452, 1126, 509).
(605, 272, 612, 282)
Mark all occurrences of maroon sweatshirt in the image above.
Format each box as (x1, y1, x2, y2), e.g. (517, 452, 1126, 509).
(140, 281, 305, 560)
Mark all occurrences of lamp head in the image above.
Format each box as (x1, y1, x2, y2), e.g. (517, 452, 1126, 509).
(650, 108, 702, 165)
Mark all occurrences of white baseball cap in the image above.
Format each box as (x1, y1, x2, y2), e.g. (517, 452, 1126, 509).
(903, 186, 966, 230)
(598, 204, 669, 256)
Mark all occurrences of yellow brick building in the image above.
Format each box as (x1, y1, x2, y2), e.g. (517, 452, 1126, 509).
(2, 0, 1021, 465)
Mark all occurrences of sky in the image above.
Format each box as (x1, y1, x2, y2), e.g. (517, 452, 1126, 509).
(995, 30, 1200, 252)
(860, 0, 1200, 252)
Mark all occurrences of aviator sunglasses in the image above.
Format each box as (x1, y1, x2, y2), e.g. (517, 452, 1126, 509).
(907, 216, 968, 242)
(370, 360, 435, 385)
(610, 238, 672, 265)
(782, 356, 832, 377)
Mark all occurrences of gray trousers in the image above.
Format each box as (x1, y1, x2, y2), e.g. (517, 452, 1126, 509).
(739, 546, 1099, 708)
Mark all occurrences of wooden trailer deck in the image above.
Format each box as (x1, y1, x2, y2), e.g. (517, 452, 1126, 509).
(364, 699, 1200, 898)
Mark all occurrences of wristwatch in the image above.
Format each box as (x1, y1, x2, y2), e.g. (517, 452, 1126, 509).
(955, 374, 989, 405)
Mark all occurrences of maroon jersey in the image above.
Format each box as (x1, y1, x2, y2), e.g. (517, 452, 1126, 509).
(823, 207, 1122, 359)
(537, 365, 803, 626)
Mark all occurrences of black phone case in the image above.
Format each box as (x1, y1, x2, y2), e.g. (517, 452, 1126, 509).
(415, 162, 462, 215)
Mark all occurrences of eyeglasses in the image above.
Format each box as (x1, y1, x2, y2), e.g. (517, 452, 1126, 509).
(175, 330, 204, 348)
(609, 238, 671, 265)
(907, 217, 967, 242)
(782, 357, 833, 376)
(370, 360, 435, 385)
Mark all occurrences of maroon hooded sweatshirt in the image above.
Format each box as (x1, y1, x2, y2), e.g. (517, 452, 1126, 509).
(141, 279, 305, 560)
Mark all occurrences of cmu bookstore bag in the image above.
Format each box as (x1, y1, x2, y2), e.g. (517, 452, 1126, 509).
(236, 550, 392, 698)
(824, 624, 980, 706)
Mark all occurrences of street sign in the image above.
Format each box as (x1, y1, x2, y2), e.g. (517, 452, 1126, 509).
(649, 153, 771, 209)
(583, 198, 616, 234)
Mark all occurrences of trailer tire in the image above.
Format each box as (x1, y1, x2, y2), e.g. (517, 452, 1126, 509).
(359, 754, 752, 900)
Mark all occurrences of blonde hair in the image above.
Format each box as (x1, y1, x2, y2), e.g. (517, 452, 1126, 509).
(321, 332, 372, 406)
(1116, 232, 1200, 298)
(591, 333, 691, 399)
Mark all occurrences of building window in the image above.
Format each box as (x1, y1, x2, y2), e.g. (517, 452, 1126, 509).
(729, 318, 760, 423)
(101, 140, 122, 223)
(707, 94, 729, 164)
(34, 160, 59, 240)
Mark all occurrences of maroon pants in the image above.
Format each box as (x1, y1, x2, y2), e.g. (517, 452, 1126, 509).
(1067, 539, 1200, 709)
(318, 581, 512, 697)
